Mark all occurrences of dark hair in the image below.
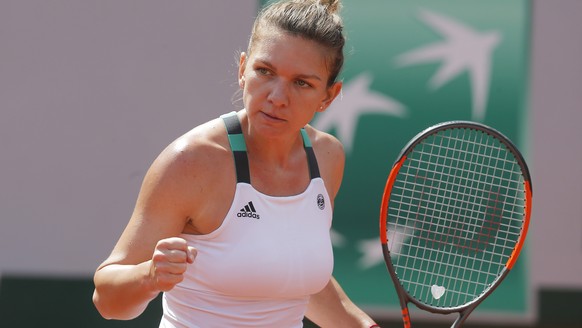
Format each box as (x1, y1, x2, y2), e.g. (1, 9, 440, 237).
(248, 0, 345, 86)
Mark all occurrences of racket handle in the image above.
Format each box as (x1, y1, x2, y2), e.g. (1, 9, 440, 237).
(402, 308, 411, 328)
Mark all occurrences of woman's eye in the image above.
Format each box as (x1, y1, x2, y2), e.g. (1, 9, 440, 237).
(257, 68, 270, 75)
(296, 80, 310, 88)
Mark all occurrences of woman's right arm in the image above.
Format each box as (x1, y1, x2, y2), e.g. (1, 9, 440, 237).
(93, 141, 202, 320)
(93, 239, 197, 320)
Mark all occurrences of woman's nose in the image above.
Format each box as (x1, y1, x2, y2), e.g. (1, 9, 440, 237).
(267, 80, 289, 107)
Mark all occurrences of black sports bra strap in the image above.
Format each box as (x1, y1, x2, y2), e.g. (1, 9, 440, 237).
(300, 129, 321, 179)
(221, 112, 251, 184)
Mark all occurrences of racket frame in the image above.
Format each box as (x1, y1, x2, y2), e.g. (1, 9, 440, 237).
(379, 121, 533, 327)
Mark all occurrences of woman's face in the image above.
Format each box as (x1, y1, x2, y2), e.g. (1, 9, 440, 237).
(239, 28, 341, 138)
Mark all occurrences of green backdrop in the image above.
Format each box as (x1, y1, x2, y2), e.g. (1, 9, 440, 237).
(261, 0, 531, 319)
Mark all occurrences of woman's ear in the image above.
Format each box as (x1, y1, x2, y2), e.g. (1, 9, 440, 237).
(319, 81, 343, 112)
(238, 52, 247, 89)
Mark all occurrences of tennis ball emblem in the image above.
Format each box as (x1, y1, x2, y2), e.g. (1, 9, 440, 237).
(317, 194, 325, 210)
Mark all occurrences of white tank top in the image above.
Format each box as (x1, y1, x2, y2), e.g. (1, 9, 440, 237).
(159, 112, 334, 327)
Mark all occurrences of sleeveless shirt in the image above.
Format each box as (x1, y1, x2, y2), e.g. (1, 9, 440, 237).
(159, 112, 334, 328)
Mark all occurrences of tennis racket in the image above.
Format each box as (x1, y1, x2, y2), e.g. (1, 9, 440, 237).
(379, 121, 532, 327)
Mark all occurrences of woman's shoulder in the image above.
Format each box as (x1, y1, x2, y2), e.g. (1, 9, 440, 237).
(303, 124, 344, 159)
(170, 117, 229, 158)
(148, 117, 233, 184)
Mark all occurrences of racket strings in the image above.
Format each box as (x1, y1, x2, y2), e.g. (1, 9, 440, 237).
(429, 129, 483, 304)
(387, 128, 527, 308)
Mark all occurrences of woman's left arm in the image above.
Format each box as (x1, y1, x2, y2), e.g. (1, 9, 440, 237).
(306, 129, 379, 327)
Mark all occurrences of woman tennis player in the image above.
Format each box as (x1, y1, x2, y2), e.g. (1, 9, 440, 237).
(92, 0, 380, 327)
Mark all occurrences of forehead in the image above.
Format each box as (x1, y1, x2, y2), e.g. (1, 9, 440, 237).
(249, 29, 330, 76)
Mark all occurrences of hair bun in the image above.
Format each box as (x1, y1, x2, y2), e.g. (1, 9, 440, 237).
(318, 0, 342, 13)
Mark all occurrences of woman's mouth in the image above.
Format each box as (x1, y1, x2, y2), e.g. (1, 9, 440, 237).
(261, 111, 285, 122)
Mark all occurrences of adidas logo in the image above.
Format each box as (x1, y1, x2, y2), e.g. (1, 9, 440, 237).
(237, 201, 260, 219)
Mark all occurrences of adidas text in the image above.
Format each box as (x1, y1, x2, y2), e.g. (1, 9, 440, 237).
(237, 212, 260, 219)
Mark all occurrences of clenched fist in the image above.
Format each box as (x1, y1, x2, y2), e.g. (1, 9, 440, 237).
(149, 237, 197, 292)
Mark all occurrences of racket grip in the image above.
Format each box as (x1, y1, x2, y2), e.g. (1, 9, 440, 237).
(402, 308, 411, 328)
